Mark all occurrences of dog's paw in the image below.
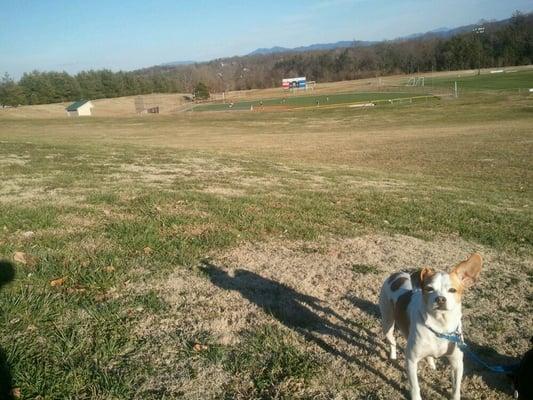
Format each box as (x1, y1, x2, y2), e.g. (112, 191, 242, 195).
(427, 357, 436, 370)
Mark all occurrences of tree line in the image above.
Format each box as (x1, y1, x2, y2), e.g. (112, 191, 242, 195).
(0, 70, 182, 106)
(1, 11, 531, 107)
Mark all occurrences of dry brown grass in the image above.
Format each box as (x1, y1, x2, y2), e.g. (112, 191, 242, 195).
(134, 233, 531, 399)
(0, 93, 191, 119)
(1, 110, 529, 187)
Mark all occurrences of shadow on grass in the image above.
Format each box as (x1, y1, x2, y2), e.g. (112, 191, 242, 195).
(463, 340, 519, 396)
(200, 261, 453, 398)
(0, 260, 15, 400)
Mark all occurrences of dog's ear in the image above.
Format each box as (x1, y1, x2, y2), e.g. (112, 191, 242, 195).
(420, 267, 435, 285)
(411, 267, 435, 289)
(452, 253, 482, 288)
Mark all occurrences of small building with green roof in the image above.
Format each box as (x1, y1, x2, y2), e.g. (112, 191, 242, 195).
(66, 100, 93, 117)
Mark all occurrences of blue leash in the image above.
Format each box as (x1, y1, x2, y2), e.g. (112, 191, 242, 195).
(426, 325, 520, 374)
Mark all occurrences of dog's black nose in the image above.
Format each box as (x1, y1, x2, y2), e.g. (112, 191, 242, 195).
(436, 296, 446, 305)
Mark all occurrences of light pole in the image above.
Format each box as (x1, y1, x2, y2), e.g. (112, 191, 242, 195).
(217, 71, 227, 103)
(473, 26, 485, 75)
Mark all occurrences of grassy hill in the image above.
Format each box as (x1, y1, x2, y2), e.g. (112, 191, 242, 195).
(0, 93, 191, 119)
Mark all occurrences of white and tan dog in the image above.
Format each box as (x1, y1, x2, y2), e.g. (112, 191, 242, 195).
(379, 253, 483, 400)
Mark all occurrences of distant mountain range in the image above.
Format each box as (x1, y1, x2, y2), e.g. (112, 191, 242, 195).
(158, 18, 507, 67)
(400, 24, 479, 40)
(245, 25, 481, 56)
(247, 40, 376, 56)
(159, 60, 197, 67)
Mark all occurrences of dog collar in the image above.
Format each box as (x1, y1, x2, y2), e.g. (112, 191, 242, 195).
(425, 324, 520, 376)
(425, 323, 520, 374)
(425, 324, 463, 344)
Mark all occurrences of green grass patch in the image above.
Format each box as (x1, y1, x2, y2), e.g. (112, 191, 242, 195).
(222, 325, 319, 399)
(193, 91, 423, 111)
(426, 68, 533, 91)
(351, 264, 380, 274)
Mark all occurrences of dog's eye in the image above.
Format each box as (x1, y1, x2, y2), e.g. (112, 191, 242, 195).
(449, 288, 457, 293)
(424, 286, 434, 292)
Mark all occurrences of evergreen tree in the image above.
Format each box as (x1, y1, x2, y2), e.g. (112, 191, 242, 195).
(0, 73, 25, 107)
(193, 82, 210, 100)
(19, 71, 55, 104)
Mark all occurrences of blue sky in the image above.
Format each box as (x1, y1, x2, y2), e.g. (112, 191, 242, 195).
(1, 0, 531, 79)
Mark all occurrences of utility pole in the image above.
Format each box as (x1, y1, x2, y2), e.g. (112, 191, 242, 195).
(473, 25, 485, 76)
(217, 71, 226, 103)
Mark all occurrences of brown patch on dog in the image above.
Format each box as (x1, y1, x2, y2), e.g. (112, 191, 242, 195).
(452, 253, 483, 288)
(391, 277, 408, 292)
(410, 268, 436, 289)
(394, 291, 413, 337)
(420, 273, 440, 305)
(419, 268, 436, 304)
(449, 271, 466, 302)
(418, 267, 436, 293)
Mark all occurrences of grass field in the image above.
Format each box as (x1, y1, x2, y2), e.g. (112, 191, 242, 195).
(425, 68, 533, 91)
(192, 91, 430, 112)
(0, 73, 532, 399)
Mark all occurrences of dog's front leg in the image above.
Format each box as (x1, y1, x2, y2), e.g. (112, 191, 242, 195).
(448, 348, 463, 400)
(407, 357, 422, 400)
